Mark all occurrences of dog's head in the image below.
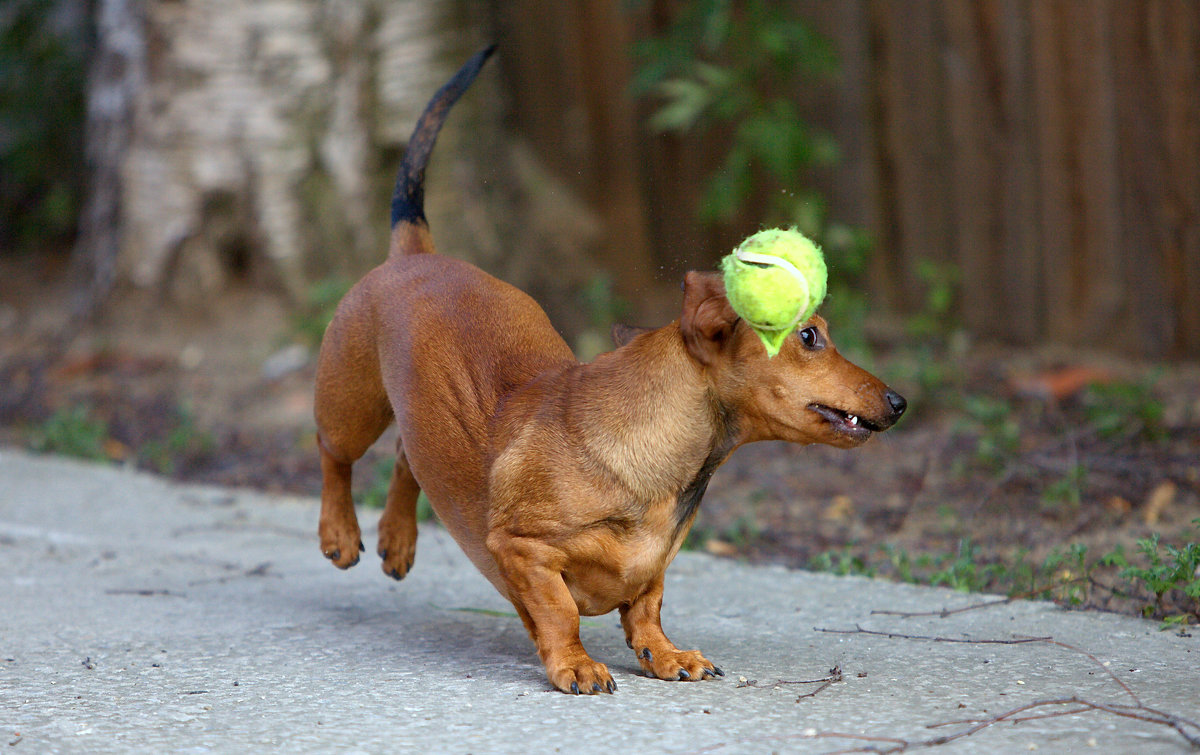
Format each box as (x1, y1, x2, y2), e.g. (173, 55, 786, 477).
(674, 271, 906, 448)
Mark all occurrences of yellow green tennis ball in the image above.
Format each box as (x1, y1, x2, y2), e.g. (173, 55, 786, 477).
(720, 228, 827, 357)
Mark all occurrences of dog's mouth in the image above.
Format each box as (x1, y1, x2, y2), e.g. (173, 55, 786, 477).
(808, 403, 879, 440)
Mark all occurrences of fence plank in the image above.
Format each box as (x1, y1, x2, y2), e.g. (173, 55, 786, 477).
(1146, 0, 1200, 353)
(868, 0, 956, 310)
(994, 0, 1045, 344)
(1111, 1, 1174, 354)
(944, 2, 1005, 338)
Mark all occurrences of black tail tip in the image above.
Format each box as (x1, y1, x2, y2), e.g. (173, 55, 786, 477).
(389, 44, 499, 230)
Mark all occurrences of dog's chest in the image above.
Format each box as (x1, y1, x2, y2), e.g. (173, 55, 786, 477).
(563, 509, 685, 616)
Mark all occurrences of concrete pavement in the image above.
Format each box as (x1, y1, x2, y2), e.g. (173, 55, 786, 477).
(1, 449, 1197, 753)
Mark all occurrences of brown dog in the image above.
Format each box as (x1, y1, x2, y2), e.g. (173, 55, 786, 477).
(314, 47, 906, 694)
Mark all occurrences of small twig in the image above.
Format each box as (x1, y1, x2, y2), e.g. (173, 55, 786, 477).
(869, 577, 1089, 619)
(927, 705, 1095, 728)
(813, 624, 1051, 645)
(795, 678, 839, 701)
(918, 697, 1200, 751)
(737, 666, 844, 701)
(104, 588, 184, 597)
(737, 668, 842, 689)
(693, 730, 906, 754)
(694, 696, 1200, 754)
(803, 625, 1200, 751)
(1027, 636, 1139, 704)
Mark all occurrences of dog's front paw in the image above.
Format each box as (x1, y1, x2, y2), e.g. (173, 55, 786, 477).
(547, 654, 616, 695)
(635, 645, 724, 682)
(319, 520, 364, 569)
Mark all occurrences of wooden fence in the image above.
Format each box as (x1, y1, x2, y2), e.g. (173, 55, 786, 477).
(493, 0, 1200, 356)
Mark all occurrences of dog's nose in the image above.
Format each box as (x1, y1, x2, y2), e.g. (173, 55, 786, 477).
(885, 390, 907, 418)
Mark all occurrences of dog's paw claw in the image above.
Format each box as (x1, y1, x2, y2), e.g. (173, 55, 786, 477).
(634, 646, 719, 683)
(319, 519, 364, 569)
(549, 657, 614, 695)
(323, 548, 361, 569)
(377, 527, 418, 582)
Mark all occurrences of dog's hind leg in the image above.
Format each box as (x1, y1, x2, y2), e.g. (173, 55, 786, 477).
(377, 436, 421, 580)
(316, 435, 367, 569)
(314, 305, 393, 570)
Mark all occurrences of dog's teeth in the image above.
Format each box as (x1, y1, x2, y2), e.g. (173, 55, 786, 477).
(847, 414, 859, 426)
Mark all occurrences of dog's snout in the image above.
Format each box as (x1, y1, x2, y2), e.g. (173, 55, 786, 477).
(885, 390, 907, 418)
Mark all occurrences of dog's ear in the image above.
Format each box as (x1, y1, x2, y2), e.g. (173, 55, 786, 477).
(611, 323, 652, 348)
(680, 271, 739, 367)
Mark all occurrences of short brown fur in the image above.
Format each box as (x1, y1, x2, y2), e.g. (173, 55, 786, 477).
(313, 50, 905, 694)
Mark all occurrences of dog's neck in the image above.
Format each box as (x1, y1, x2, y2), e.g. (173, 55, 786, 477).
(569, 325, 736, 503)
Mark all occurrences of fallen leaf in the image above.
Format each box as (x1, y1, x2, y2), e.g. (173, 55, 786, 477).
(1009, 366, 1112, 402)
(705, 539, 737, 557)
(823, 495, 854, 522)
(104, 438, 130, 461)
(1105, 496, 1132, 515)
(1143, 481, 1177, 525)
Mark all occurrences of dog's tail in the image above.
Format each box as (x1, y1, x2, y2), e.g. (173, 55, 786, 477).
(389, 45, 496, 241)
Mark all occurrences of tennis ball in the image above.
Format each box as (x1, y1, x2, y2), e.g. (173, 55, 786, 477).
(720, 228, 827, 357)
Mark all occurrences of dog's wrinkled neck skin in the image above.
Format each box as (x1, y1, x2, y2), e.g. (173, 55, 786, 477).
(567, 325, 738, 511)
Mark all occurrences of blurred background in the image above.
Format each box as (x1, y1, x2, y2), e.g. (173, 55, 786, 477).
(2, 0, 1198, 623)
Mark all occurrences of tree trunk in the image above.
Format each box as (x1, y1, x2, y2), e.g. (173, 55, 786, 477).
(76, 0, 487, 306)
(69, 0, 145, 321)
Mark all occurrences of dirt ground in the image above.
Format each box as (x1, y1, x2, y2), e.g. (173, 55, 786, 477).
(3, 254, 1199, 622)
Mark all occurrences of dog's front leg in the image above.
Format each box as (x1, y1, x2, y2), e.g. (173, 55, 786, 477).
(487, 533, 615, 694)
(620, 574, 724, 682)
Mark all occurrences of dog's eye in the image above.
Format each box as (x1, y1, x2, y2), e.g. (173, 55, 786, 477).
(798, 327, 824, 351)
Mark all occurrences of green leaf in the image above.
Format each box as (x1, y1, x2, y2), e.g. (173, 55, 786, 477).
(647, 78, 712, 133)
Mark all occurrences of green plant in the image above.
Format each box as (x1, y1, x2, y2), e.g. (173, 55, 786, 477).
(291, 277, 352, 348)
(723, 514, 762, 548)
(359, 458, 394, 509)
(878, 340, 966, 425)
(924, 539, 1006, 592)
(581, 272, 630, 331)
(138, 404, 215, 475)
(956, 394, 1021, 471)
(1078, 378, 1166, 442)
(1042, 464, 1087, 512)
(634, 0, 838, 225)
(808, 532, 1200, 626)
(359, 457, 433, 522)
(29, 405, 110, 461)
(1110, 533, 1200, 620)
(0, 0, 87, 253)
(1026, 543, 1091, 606)
(905, 259, 961, 341)
(575, 272, 633, 361)
(633, 1, 873, 341)
(809, 546, 876, 578)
